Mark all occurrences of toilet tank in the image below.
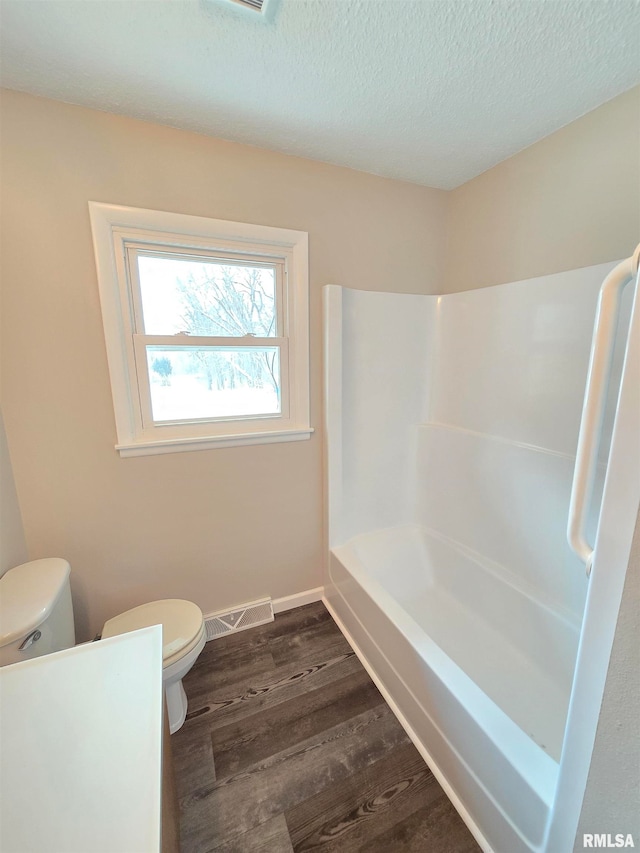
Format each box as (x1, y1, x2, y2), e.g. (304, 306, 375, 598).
(0, 558, 75, 667)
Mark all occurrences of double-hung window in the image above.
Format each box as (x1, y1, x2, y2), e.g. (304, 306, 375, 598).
(89, 203, 311, 456)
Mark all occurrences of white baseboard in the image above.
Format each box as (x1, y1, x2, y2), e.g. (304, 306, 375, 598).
(272, 586, 324, 613)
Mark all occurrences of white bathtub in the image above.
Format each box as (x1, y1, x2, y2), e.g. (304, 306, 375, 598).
(323, 265, 637, 852)
(325, 525, 570, 852)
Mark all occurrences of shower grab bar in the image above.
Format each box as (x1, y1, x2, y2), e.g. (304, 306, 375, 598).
(568, 244, 640, 577)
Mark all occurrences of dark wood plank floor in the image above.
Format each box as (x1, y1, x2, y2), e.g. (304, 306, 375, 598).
(172, 601, 481, 852)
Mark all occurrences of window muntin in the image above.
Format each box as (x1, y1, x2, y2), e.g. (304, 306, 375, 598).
(89, 203, 310, 455)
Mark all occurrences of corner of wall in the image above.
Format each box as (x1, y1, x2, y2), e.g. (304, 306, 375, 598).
(443, 86, 640, 293)
(0, 408, 28, 575)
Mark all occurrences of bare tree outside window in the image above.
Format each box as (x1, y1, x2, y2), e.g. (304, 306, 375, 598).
(175, 264, 279, 397)
(137, 254, 282, 422)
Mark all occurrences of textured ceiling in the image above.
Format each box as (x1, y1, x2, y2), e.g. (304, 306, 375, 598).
(1, 0, 639, 189)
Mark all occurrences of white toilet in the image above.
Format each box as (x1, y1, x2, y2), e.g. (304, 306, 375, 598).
(0, 558, 75, 667)
(102, 599, 206, 733)
(0, 559, 206, 734)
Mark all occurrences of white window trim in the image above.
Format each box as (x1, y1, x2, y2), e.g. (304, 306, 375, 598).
(89, 202, 312, 456)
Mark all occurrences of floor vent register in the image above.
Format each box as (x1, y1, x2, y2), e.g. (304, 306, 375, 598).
(204, 597, 274, 640)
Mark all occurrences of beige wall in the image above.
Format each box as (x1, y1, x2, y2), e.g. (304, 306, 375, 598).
(445, 86, 640, 292)
(0, 185, 28, 575)
(0, 89, 446, 640)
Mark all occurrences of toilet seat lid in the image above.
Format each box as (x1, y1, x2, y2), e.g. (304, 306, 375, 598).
(102, 599, 204, 662)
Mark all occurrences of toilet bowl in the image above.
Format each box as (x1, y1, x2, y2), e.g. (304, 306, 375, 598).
(102, 599, 206, 734)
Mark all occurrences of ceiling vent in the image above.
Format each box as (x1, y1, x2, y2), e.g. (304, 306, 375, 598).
(231, 0, 266, 11)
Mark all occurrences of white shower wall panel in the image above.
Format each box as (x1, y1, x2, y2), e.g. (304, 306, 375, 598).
(339, 288, 433, 541)
(415, 424, 587, 619)
(429, 263, 614, 454)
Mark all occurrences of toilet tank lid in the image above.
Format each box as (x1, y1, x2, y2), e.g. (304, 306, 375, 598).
(0, 558, 71, 648)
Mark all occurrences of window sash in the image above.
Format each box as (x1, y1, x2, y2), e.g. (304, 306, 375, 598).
(124, 244, 286, 339)
(133, 334, 290, 429)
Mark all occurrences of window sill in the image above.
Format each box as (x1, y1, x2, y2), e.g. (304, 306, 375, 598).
(115, 427, 314, 457)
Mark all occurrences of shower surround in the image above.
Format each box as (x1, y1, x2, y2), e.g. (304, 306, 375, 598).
(323, 260, 636, 853)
